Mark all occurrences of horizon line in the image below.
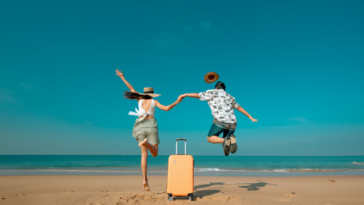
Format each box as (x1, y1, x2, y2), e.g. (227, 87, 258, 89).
(1, 154, 363, 157)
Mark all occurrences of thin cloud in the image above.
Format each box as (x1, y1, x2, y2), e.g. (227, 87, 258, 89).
(161, 57, 186, 68)
(182, 26, 193, 31)
(201, 20, 212, 30)
(0, 88, 15, 102)
(157, 35, 179, 45)
(20, 82, 35, 91)
(288, 117, 307, 122)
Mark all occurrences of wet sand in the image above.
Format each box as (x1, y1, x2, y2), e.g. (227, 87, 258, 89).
(0, 175, 363, 205)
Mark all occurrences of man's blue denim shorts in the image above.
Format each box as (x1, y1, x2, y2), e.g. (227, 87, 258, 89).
(207, 123, 236, 138)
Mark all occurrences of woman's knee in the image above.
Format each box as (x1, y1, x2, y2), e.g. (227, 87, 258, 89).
(152, 149, 158, 157)
(207, 136, 211, 142)
(141, 152, 148, 159)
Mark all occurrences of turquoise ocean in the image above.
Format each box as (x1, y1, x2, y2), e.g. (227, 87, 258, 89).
(1, 155, 364, 177)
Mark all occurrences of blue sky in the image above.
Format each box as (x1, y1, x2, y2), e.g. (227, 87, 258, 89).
(0, 0, 363, 155)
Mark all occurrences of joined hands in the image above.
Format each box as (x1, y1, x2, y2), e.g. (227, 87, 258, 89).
(177, 94, 186, 103)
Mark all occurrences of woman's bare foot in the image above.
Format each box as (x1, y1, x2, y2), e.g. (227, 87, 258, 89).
(143, 181, 150, 191)
(138, 138, 148, 147)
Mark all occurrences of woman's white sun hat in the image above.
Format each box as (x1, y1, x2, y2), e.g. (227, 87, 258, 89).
(137, 87, 161, 98)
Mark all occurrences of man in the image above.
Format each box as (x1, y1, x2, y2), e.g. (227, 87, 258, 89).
(182, 81, 258, 156)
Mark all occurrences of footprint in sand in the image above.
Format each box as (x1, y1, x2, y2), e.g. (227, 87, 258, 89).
(279, 198, 290, 202)
(116, 192, 165, 204)
(102, 194, 119, 200)
(15, 193, 26, 197)
(116, 192, 240, 204)
(279, 192, 297, 202)
(198, 195, 241, 202)
(2, 198, 5, 200)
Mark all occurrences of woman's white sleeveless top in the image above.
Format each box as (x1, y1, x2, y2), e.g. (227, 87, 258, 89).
(128, 99, 155, 121)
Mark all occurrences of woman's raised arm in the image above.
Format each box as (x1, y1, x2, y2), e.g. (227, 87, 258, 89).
(115, 69, 136, 92)
(154, 95, 184, 112)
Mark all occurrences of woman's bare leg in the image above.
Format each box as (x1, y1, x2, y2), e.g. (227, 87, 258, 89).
(139, 138, 159, 157)
(140, 145, 149, 191)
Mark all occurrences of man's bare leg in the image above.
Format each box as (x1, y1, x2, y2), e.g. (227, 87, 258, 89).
(207, 135, 224, 144)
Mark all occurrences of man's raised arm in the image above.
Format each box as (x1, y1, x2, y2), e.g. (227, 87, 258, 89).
(236, 106, 258, 122)
(182, 93, 200, 99)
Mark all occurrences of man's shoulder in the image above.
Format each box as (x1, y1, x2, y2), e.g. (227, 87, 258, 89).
(223, 91, 235, 99)
(203, 89, 218, 94)
(205, 89, 216, 92)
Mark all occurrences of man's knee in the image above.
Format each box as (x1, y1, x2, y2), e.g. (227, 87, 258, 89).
(207, 136, 211, 143)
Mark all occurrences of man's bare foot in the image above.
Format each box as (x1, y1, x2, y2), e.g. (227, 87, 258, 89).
(138, 138, 148, 147)
(143, 181, 150, 191)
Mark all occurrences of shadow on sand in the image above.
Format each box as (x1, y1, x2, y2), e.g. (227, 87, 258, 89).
(193, 182, 225, 198)
(238, 182, 277, 191)
(194, 182, 225, 190)
(194, 189, 221, 198)
(193, 181, 276, 198)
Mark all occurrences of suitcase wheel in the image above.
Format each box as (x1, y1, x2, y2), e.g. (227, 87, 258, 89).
(168, 194, 173, 201)
(189, 195, 195, 201)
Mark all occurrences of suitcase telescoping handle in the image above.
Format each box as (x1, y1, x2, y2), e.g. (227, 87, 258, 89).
(176, 138, 187, 155)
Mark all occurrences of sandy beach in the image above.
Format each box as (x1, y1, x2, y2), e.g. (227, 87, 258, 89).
(0, 175, 363, 205)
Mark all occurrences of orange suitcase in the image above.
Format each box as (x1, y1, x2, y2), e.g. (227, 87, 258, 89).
(166, 138, 195, 201)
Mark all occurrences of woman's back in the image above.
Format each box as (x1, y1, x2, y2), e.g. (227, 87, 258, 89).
(139, 99, 155, 119)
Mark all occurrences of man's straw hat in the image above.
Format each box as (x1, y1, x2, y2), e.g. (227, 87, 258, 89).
(137, 87, 161, 98)
(204, 72, 219, 83)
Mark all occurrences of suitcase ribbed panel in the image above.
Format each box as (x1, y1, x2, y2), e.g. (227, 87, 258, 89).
(167, 155, 194, 196)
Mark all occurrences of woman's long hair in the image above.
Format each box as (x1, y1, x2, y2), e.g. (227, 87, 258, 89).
(124, 91, 152, 100)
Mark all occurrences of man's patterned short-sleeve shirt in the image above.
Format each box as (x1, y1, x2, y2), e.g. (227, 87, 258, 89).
(199, 89, 240, 124)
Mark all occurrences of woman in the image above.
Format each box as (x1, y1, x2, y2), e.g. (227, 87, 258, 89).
(115, 69, 184, 191)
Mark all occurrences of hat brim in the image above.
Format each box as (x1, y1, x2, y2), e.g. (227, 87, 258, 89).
(137, 92, 161, 98)
(204, 72, 219, 83)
